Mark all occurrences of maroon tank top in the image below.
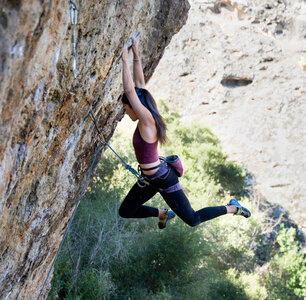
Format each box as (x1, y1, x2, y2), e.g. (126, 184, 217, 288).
(133, 126, 159, 164)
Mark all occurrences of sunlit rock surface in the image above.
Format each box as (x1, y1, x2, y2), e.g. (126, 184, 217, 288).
(0, 1, 190, 299)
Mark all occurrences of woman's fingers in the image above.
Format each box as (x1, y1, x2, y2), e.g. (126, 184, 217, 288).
(131, 37, 138, 54)
(132, 36, 137, 45)
(122, 35, 139, 61)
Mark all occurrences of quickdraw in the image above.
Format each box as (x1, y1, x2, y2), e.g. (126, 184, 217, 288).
(38, 4, 145, 298)
(69, 0, 77, 78)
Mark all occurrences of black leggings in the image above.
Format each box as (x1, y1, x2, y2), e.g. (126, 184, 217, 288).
(119, 167, 227, 227)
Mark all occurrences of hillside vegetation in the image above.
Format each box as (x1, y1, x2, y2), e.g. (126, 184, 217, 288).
(48, 102, 305, 300)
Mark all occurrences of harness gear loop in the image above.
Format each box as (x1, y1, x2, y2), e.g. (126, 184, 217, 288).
(137, 178, 149, 188)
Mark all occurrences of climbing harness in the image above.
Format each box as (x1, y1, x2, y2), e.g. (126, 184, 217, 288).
(69, 0, 77, 78)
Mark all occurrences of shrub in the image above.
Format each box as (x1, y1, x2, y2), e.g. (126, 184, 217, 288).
(109, 223, 206, 298)
(48, 101, 303, 300)
(265, 224, 306, 299)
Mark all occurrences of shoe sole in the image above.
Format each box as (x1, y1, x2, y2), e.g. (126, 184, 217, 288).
(229, 199, 251, 218)
(237, 206, 251, 218)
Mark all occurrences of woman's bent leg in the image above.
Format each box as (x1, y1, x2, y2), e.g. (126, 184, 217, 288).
(119, 182, 158, 218)
(162, 190, 227, 227)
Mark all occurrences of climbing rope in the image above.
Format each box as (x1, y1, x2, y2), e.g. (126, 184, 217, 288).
(89, 110, 144, 182)
(37, 113, 143, 298)
(37, 142, 102, 300)
(68, 0, 141, 181)
(68, 0, 140, 182)
(38, 2, 145, 298)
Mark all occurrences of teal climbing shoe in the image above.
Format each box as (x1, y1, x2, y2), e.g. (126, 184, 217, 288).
(158, 210, 176, 229)
(228, 198, 251, 218)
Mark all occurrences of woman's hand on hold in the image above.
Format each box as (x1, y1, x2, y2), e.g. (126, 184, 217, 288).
(132, 37, 139, 57)
(122, 44, 129, 62)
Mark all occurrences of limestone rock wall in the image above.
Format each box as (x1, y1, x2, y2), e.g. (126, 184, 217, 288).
(0, 1, 190, 299)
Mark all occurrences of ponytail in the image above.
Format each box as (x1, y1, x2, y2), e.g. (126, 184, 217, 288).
(122, 88, 167, 144)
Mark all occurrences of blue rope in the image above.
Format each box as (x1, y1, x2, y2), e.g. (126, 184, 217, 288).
(89, 110, 143, 181)
(37, 142, 102, 300)
(38, 110, 143, 299)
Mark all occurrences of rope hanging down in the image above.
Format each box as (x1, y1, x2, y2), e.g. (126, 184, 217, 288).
(38, 2, 144, 298)
(37, 143, 102, 300)
(38, 113, 144, 298)
(89, 110, 143, 182)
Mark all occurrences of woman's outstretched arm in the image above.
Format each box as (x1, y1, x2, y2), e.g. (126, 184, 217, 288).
(122, 44, 154, 125)
(122, 44, 135, 93)
(132, 37, 145, 88)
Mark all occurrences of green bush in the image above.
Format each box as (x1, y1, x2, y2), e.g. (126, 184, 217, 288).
(207, 278, 249, 300)
(266, 224, 306, 299)
(48, 101, 304, 300)
(78, 269, 115, 299)
(110, 224, 206, 298)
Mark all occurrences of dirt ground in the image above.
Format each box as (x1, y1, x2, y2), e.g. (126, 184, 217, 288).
(147, 0, 306, 230)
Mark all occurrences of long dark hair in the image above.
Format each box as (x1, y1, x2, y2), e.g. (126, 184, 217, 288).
(122, 88, 167, 145)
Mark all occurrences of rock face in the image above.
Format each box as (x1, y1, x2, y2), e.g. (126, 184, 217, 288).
(148, 0, 306, 229)
(0, 1, 190, 299)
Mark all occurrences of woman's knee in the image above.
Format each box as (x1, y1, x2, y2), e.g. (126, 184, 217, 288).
(119, 204, 131, 218)
(184, 219, 199, 227)
(181, 213, 201, 227)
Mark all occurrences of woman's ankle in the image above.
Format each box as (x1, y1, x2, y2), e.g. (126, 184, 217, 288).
(226, 205, 237, 214)
(158, 208, 168, 219)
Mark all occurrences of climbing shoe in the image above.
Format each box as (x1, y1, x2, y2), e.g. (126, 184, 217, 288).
(228, 198, 251, 218)
(158, 210, 176, 229)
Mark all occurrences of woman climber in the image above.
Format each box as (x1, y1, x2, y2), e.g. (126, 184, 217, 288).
(119, 37, 251, 229)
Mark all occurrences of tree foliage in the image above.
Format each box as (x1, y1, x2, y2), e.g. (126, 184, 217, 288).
(48, 101, 305, 300)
